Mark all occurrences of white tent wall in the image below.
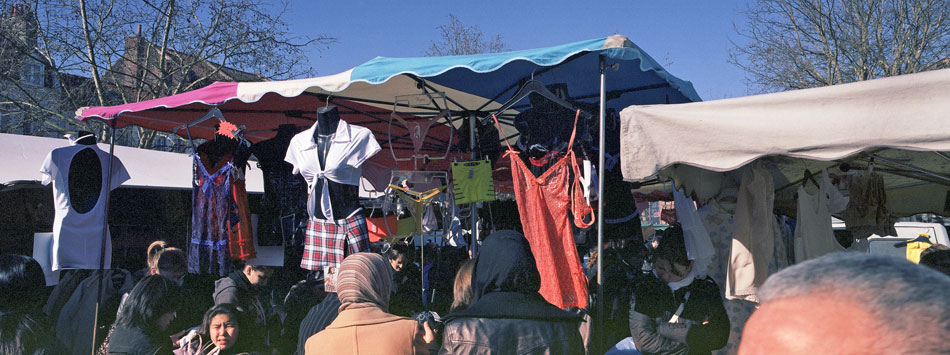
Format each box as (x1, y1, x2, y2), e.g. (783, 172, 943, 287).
(0, 132, 264, 192)
(619, 68, 950, 218)
(0, 132, 387, 197)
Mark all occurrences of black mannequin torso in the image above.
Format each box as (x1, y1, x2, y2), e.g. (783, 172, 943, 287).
(311, 105, 360, 220)
(314, 106, 341, 168)
(69, 131, 102, 213)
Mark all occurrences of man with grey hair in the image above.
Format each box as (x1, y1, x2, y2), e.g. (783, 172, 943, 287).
(738, 252, 950, 355)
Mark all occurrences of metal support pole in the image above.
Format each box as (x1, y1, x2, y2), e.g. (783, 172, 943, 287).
(92, 119, 118, 354)
(596, 56, 607, 351)
(865, 153, 950, 183)
(469, 113, 479, 257)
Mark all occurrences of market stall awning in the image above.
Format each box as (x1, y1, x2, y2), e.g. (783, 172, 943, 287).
(77, 34, 698, 142)
(76, 34, 700, 193)
(619, 68, 950, 217)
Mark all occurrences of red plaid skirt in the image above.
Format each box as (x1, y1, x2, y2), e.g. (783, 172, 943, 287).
(301, 214, 370, 271)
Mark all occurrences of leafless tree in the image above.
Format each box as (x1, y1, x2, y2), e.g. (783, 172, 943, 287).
(426, 14, 506, 56)
(731, 0, 950, 93)
(0, 0, 334, 150)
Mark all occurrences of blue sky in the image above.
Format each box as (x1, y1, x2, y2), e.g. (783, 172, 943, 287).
(287, 1, 753, 101)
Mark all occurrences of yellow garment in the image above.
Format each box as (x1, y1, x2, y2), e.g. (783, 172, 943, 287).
(452, 160, 495, 204)
(396, 217, 417, 236)
(389, 184, 446, 236)
(906, 239, 933, 264)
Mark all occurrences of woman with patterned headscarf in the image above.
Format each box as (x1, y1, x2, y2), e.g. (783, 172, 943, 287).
(304, 252, 431, 354)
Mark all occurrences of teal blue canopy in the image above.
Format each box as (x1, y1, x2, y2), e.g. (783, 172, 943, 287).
(348, 35, 701, 111)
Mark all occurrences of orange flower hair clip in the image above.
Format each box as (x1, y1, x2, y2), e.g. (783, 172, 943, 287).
(217, 119, 239, 139)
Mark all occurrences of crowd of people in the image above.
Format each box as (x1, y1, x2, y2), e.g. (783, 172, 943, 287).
(2, 226, 950, 354)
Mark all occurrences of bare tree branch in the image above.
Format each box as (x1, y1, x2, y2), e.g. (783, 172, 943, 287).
(732, 0, 950, 93)
(426, 14, 507, 56)
(0, 0, 336, 150)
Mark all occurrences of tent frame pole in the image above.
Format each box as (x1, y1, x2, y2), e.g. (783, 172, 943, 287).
(92, 118, 118, 355)
(596, 55, 607, 352)
(864, 153, 950, 183)
(470, 113, 479, 257)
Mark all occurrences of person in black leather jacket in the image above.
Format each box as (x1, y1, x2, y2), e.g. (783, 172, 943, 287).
(439, 230, 585, 355)
(627, 225, 729, 355)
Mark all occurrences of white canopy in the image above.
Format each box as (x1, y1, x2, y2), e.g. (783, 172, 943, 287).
(620, 68, 950, 217)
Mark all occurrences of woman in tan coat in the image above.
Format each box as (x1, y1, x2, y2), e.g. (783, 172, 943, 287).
(305, 252, 430, 355)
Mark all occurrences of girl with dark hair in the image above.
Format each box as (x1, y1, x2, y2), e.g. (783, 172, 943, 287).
(175, 304, 251, 355)
(0, 311, 66, 355)
(104, 275, 183, 354)
(0, 254, 47, 313)
(621, 224, 730, 355)
(385, 242, 411, 272)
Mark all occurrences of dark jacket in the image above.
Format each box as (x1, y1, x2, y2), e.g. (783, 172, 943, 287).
(106, 325, 166, 355)
(439, 231, 585, 355)
(213, 271, 272, 352)
(440, 293, 585, 355)
(628, 274, 730, 355)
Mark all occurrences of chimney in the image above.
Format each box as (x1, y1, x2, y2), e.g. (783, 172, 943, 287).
(136, 24, 141, 36)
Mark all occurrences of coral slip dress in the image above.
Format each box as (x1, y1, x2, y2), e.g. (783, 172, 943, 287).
(492, 110, 595, 309)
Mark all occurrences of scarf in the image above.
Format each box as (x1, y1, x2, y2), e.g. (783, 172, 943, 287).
(660, 263, 700, 292)
(336, 253, 393, 312)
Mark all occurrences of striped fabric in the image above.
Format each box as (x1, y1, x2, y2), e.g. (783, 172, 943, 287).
(336, 253, 393, 312)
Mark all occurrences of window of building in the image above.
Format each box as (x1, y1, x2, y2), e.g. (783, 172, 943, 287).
(20, 62, 45, 87)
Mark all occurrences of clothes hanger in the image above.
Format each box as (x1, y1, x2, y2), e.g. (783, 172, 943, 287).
(175, 107, 227, 153)
(175, 107, 226, 133)
(801, 169, 820, 188)
(486, 79, 593, 123)
(893, 234, 932, 248)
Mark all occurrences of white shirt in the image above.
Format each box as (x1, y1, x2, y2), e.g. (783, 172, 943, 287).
(285, 120, 380, 220)
(40, 143, 130, 271)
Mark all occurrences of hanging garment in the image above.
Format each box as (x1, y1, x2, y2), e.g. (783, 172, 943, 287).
(44, 269, 93, 326)
(491, 110, 595, 309)
(452, 160, 496, 204)
(365, 215, 399, 243)
(673, 188, 715, 276)
(189, 152, 238, 276)
(390, 110, 447, 157)
(390, 184, 446, 236)
(300, 214, 371, 271)
(841, 171, 895, 239)
(793, 186, 840, 262)
(56, 269, 134, 355)
(446, 216, 467, 247)
(516, 139, 568, 177)
(229, 178, 256, 260)
(906, 240, 933, 264)
(600, 174, 649, 240)
(228, 143, 256, 260)
(252, 132, 308, 246)
(821, 169, 849, 213)
(698, 200, 756, 355)
(40, 143, 130, 271)
(285, 120, 381, 221)
(726, 163, 774, 303)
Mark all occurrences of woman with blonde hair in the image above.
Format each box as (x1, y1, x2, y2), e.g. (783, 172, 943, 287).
(449, 259, 475, 313)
